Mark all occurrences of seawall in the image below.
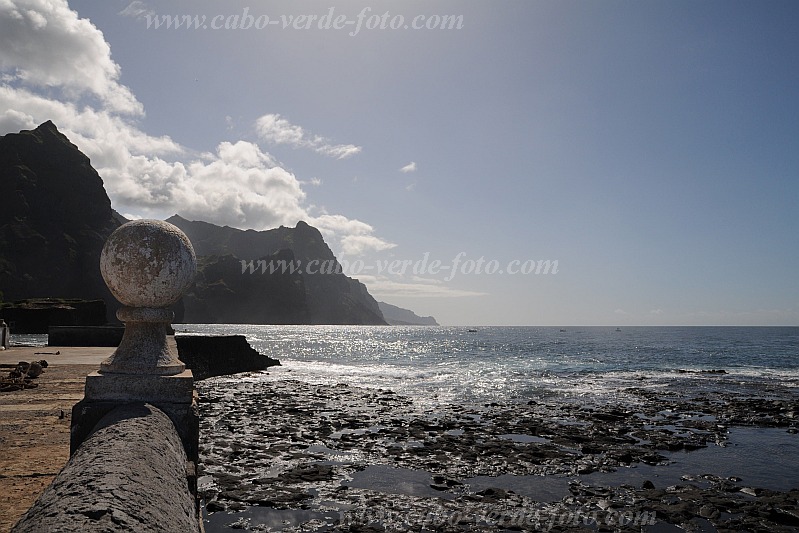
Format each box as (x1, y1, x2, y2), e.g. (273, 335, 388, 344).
(12, 403, 200, 532)
(4, 333, 275, 531)
(175, 334, 280, 380)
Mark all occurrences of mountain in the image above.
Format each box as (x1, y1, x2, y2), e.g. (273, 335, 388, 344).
(0, 122, 386, 326)
(167, 216, 386, 325)
(378, 302, 439, 326)
(0, 121, 121, 321)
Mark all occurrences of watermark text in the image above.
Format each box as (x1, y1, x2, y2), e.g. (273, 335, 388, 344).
(241, 253, 558, 281)
(338, 505, 657, 531)
(141, 7, 464, 37)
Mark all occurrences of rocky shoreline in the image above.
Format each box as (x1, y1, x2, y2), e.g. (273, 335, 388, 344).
(197, 374, 799, 532)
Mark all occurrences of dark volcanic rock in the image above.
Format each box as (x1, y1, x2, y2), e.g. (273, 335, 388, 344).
(176, 334, 280, 380)
(0, 122, 122, 322)
(197, 375, 799, 532)
(180, 251, 310, 325)
(0, 122, 385, 327)
(168, 215, 386, 325)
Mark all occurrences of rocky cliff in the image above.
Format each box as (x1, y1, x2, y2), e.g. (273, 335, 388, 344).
(167, 216, 386, 325)
(180, 251, 310, 324)
(0, 122, 385, 326)
(0, 122, 121, 321)
(378, 301, 439, 326)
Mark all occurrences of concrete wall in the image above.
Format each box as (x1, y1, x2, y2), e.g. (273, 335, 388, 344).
(176, 334, 279, 380)
(13, 403, 200, 532)
(48, 326, 125, 347)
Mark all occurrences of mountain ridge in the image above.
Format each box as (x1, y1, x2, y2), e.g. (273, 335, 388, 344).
(0, 122, 386, 325)
(168, 215, 387, 325)
(0, 121, 120, 321)
(378, 301, 439, 326)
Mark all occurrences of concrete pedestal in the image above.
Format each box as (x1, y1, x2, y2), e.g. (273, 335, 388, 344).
(84, 370, 194, 402)
(71, 369, 199, 464)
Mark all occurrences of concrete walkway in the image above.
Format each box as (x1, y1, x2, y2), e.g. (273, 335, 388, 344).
(0, 345, 114, 366)
(0, 336, 177, 365)
(0, 338, 179, 531)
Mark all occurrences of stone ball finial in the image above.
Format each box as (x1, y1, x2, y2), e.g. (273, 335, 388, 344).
(100, 220, 196, 308)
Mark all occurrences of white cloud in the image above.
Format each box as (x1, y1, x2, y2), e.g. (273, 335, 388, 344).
(339, 235, 396, 256)
(614, 308, 628, 315)
(118, 1, 154, 21)
(400, 161, 417, 173)
(0, 0, 143, 115)
(311, 215, 396, 255)
(255, 113, 362, 159)
(311, 214, 375, 237)
(650, 309, 663, 315)
(0, 0, 388, 256)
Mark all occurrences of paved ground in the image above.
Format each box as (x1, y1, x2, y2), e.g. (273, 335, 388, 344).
(0, 346, 112, 531)
(0, 345, 114, 366)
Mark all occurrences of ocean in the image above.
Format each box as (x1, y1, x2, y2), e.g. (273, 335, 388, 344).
(186, 325, 799, 531)
(177, 325, 799, 406)
(18, 324, 799, 531)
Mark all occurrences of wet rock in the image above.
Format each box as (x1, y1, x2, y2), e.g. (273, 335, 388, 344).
(196, 376, 799, 532)
(205, 500, 227, 512)
(279, 464, 335, 483)
(699, 504, 719, 519)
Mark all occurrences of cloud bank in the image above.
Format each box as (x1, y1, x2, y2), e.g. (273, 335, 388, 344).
(0, 0, 390, 254)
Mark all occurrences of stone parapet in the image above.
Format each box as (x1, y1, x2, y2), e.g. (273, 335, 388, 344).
(16, 220, 202, 531)
(13, 404, 200, 532)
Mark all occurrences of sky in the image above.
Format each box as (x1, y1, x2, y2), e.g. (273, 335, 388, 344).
(1, 0, 797, 326)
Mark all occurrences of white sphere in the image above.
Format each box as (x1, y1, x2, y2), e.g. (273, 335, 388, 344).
(100, 220, 196, 308)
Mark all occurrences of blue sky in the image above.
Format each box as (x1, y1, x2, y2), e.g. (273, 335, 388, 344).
(1, 0, 797, 325)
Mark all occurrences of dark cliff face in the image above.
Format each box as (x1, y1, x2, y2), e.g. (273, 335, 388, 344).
(180, 251, 310, 325)
(168, 216, 387, 325)
(0, 122, 121, 319)
(378, 301, 439, 326)
(0, 122, 385, 326)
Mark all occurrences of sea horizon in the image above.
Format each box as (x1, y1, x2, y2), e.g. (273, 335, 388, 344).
(173, 324, 799, 407)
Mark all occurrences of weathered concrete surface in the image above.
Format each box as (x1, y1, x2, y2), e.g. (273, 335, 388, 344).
(13, 403, 200, 532)
(0, 362, 89, 532)
(70, 397, 199, 466)
(84, 369, 195, 402)
(97, 220, 195, 376)
(0, 339, 189, 530)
